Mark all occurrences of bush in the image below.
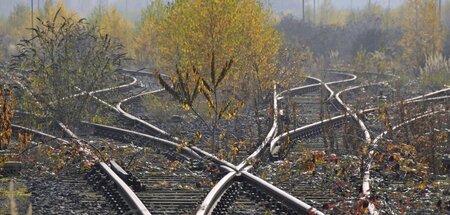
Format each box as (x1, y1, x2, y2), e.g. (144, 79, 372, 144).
(9, 9, 127, 125)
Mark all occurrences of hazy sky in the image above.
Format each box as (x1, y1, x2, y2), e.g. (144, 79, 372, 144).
(270, 0, 406, 17)
(271, 0, 405, 10)
(0, 0, 413, 21)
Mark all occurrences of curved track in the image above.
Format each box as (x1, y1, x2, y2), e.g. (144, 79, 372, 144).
(11, 68, 450, 214)
(336, 81, 449, 214)
(93, 70, 331, 214)
(199, 72, 359, 214)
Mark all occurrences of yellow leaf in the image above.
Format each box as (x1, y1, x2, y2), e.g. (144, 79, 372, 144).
(182, 103, 190, 110)
(416, 182, 426, 190)
(392, 153, 401, 161)
(362, 147, 369, 154)
(232, 147, 239, 155)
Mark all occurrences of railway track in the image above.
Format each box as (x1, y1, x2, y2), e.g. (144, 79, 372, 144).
(12, 112, 214, 214)
(116, 80, 267, 165)
(87, 70, 328, 214)
(11, 70, 191, 214)
(81, 117, 321, 214)
(7, 125, 122, 214)
(199, 72, 359, 214)
(335, 80, 450, 214)
(82, 121, 217, 213)
(270, 71, 358, 158)
(236, 73, 360, 212)
(242, 71, 448, 214)
(10, 68, 449, 214)
(368, 110, 449, 214)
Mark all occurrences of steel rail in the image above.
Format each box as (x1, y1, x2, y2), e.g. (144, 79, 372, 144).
(12, 82, 89, 151)
(86, 74, 140, 112)
(15, 72, 205, 215)
(79, 72, 242, 188)
(81, 121, 240, 170)
(220, 72, 355, 214)
(18, 69, 444, 214)
(82, 120, 241, 214)
(241, 171, 325, 215)
(324, 71, 357, 86)
(251, 85, 450, 160)
(97, 162, 151, 215)
(109, 70, 242, 170)
(89, 76, 138, 94)
(237, 85, 278, 171)
(334, 83, 450, 215)
(196, 169, 237, 215)
(276, 76, 323, 99)
(119, 68, 157, 77)
(324, 71, 358, 103)
(116, 94, 239, 169)
(49, 76, 138, 106)
(115, 89, 172, 139)
(197, 78, 327, 214)
(81, 121, 202, 159)
(228, 72, 357, 214)
(269, 72, 358, 156)
(335, 83, 384, 215)
(14, 68, 448, 214)
(363, 109, 448, 215)
(198, 170, 326, 215)
(15, 69, 232, 214)
(10, 124, 151, 214)
(260, 76, 390, 213)
(14, 80, 44, 109)
(405, 87, 450, 102)
(269, 113, 349, 154)
(11, 124, 70, 146)
(197, 86, 277, 215)
(373, 111, 449, 145)
(91, 70, 426, 214)
(201, 74, 336, 213)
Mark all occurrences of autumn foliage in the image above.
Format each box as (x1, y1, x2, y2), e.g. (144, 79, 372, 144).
(0, 88, 15, 150)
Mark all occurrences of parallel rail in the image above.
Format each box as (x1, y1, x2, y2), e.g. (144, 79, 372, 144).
(14, 68, 449, 215)
(269, 72, 358, 156)
(241, 171, 324, 215)
(11, 123, 70, 146)
(256, 71, 446, 214)
(10, 123, 149, 214)
(196, 171, 237, 214)
(115, 89, 172, 139)
(200, 72, 358, 214)
(86, 162, 151, 215)
(87, 95, 322, 214)
(336, 83, 449, 215)
(237, 85, 279, 171)
(110, 71, 327, 214)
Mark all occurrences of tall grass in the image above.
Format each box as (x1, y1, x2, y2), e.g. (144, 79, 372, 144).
(420, 53, 450, 88)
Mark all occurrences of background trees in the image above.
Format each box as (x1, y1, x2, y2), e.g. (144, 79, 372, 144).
(4, 4, 31, 41)
(0, 18, 7, 61)
(399, 0, 444, 76)
(0, 4, 32, 60)
(134, 0, 168, 67)
(92, 7, 134, 59)
(276, 10, 400, 64)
